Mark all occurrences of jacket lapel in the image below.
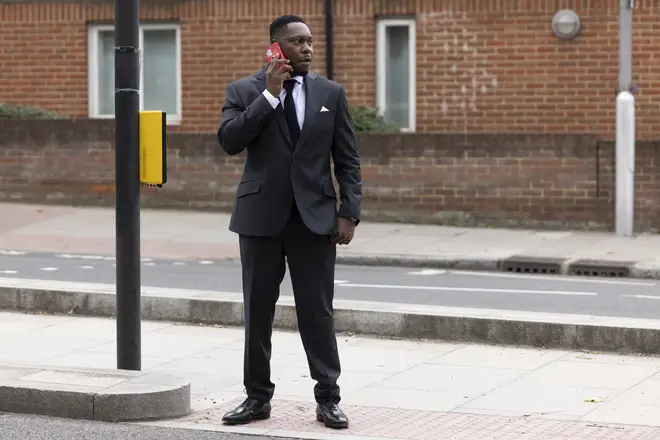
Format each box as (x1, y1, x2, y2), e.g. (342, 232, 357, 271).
(275, 106, 293, 148)
(296, 73, 321, 153)
(254, 70, 293, 147)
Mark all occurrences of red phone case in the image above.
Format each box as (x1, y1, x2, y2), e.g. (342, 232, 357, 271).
(266, 42, 282, 62)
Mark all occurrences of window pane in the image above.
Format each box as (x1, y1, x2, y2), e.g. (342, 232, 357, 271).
(384, 25, 410, 129)
(143, 29, 178, 116)
(97, 30, 115, 115)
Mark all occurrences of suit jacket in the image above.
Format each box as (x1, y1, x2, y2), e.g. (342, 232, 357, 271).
(217, 69, 362, 237)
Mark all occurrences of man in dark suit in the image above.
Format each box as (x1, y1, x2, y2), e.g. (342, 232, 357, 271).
(216, 15, 361, 430)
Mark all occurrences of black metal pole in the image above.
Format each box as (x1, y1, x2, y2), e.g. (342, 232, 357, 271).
(115, 0, 141, 371)
(324, 0, 334, 80)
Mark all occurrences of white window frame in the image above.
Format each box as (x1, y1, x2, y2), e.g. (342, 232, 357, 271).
(87, 23, 182, 125)
(376, 18, 416, 132)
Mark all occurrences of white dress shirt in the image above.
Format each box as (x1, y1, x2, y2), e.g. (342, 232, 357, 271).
(262, 75, 306, 130)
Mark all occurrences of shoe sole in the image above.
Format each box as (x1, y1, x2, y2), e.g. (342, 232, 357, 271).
(316, 413, 349, 429)
(222, 412, 271, 425)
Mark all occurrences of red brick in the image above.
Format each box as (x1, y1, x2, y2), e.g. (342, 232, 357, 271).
(4, 119, 659, 232)
(0, 0, 657, 137)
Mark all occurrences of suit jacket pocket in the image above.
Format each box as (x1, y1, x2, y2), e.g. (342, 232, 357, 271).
(236, 180, 261, 198)
(322, 179, 337, 199)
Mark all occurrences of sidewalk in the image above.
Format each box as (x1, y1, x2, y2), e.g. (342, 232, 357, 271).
(1, 203, 660, 278)
(2, 311, 660, 439)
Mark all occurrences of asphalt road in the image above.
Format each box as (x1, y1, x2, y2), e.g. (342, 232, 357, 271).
(0, 250, 659, 319)
(0, 412, 292, 440)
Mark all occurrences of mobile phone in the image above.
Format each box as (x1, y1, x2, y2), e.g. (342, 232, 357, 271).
(266, 42, 282, 62)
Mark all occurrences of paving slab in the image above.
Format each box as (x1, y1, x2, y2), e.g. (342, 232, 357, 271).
(160, 398, 660, 440)
(0, 363, 191, 422)
(2, 203, 660, 279)
(4, 311, 660, 439)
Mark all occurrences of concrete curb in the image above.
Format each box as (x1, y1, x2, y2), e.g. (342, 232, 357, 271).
(337, 254, 654, 279)
(2, 281, 660, 355)
(336, 254, 502, 272)
(0, 363, 191, 422)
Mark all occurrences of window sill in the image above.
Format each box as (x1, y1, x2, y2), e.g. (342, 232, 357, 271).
(89, 114, 181, 126)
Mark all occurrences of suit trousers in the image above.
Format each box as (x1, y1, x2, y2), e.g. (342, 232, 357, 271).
(238, 202, 341, 404)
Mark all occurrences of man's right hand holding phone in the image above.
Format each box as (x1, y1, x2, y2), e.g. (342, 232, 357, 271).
(266, 58, 293, 97)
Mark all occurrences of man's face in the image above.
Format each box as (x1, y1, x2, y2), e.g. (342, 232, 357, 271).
(277, 22, 313, 75)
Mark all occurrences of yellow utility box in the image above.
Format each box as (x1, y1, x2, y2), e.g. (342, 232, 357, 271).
(138, 111, 167, 187)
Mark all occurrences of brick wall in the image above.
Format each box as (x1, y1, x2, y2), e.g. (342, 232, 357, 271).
(3, 119, 660, 232)
(1, 0, 660, 137)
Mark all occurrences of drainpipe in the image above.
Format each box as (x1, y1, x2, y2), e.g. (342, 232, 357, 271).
(324, 0, 334, 80)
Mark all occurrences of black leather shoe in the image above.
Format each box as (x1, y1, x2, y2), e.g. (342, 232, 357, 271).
(316, 402, 349, 429)
(222, 398, 271, 425)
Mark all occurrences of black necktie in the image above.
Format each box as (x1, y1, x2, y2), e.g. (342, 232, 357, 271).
(282, 79, 300, 147)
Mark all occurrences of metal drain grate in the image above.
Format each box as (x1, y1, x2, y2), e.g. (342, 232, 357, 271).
(500, 257, 564, 275)
(567, 260, 632, 278)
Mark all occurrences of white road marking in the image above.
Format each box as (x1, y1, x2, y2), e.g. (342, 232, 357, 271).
(337, 283, 598, 296)
(447, 270, 655, 286)
(40, 267, 58, 271)
(334, 280, 348, 284)
(621, 294, 660, 300)
(0, 250, 26, 256)
(143, 262, 156, 266)
(0, 270, 17, 274)
(79, 266, 94, 270)
(408, 269, 447, 276)
(173, 262, 186, 266)
(141, 258, 153, 262)
(199, 260, 213, 265)
(57, 254, 114, 261)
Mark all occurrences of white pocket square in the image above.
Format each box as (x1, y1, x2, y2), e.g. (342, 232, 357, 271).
(320, 106, 329, 112)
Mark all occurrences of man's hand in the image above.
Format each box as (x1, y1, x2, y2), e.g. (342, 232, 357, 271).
(266, 58, 293, 97)
(332, 217, 356, 245)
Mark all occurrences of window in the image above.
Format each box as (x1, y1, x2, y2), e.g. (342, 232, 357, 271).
(376, 18, 416, 131)
(88, 24, 181, 124)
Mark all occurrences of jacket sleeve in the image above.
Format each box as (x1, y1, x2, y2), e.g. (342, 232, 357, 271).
(331, 85, 362, 221)
(217, 83, 278, 155)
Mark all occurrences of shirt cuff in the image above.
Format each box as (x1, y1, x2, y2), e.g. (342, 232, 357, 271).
(262, 89, 280, 109)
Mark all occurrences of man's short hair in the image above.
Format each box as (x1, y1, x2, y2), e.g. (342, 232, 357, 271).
(269, 15, 306, 42)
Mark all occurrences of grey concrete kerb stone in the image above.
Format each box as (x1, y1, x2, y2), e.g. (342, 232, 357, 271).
(0, 363, 191, 422)
(337, 254, 660, 279)
(4, 280, 660, 355)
